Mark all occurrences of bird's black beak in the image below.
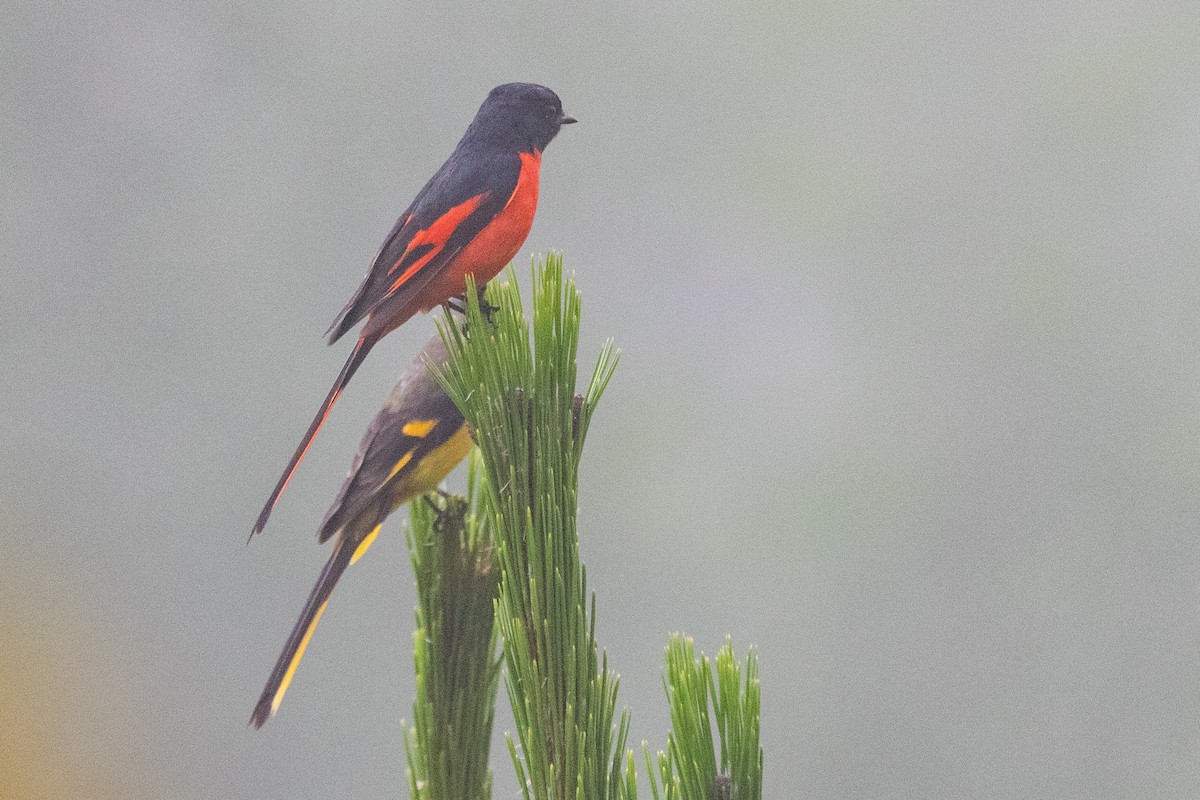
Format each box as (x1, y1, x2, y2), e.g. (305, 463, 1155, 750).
(559, 114, 577, 125)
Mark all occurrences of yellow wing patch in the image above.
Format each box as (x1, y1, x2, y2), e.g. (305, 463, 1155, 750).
(401, 419, 438, 438)
(385, 450, 415, 482)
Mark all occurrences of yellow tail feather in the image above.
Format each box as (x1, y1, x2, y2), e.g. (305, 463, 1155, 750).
(270, 600, 328, 715)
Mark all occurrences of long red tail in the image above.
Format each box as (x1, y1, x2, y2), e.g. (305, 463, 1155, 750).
(252, 335, 378, 537)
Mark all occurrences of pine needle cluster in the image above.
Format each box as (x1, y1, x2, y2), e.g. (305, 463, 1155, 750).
(401, 256, 763, 800)
(403, 451, 501, 800)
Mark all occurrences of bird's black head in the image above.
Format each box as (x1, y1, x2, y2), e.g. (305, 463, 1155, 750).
(464, 83, 576, 153)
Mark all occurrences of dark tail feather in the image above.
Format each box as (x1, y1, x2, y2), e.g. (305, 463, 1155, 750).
(249, 540, 355, 728)
(251, 335, 379, 538)
(326, 286, 368, 345)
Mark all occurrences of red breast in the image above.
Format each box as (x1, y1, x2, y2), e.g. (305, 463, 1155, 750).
(413, 149, 542, 312)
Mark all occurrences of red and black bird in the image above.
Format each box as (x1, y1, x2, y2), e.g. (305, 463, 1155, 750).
(253, 83, 575, 536)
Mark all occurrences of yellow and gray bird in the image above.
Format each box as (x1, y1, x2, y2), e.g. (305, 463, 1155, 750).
(250, 332, 471, 728)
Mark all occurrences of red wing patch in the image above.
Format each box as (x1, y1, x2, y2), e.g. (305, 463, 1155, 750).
(387, 194, 487, 294)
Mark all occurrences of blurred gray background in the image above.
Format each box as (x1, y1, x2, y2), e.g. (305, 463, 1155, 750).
(3, 2, 1199, 798)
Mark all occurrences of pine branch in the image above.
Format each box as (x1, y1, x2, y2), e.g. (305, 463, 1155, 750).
(433, 255, 628, 800)
(647, 636, 762, 800)
(404, 255, 765, 799)
(403, 450, 502, 800)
